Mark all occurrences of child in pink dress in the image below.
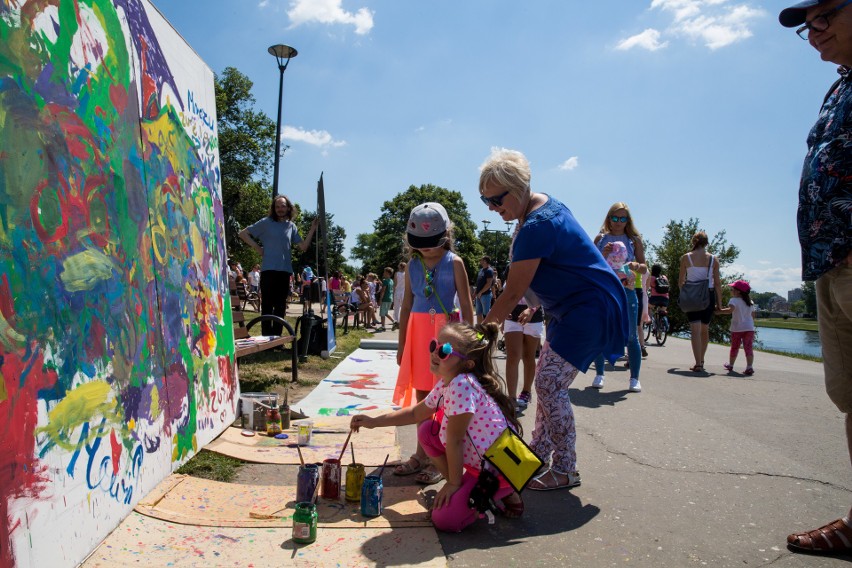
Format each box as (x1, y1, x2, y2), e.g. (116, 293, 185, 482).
(351, 322, 522, 532)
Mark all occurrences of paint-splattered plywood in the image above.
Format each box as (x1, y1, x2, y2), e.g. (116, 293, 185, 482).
(206, 416, 400, 466)
(295, 349, 400, 417)
(135, 474, 431, 528)
(81, 511, 446, 567)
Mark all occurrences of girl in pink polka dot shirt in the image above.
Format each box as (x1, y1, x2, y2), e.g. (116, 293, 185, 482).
(351, 322, 522, 532)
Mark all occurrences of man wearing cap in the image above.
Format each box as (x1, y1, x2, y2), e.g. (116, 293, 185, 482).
(780, 0, 852, 555)
(473, 256, 495, 323)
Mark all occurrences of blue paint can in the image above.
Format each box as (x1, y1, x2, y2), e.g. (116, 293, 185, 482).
(360, 475, 383, 517)
(296, 464, 319, 503)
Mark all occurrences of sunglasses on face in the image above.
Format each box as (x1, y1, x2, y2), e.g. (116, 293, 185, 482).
(429, 339, 468, 360)
(610, 215, 629, 223)
(480, 190, 510, 207)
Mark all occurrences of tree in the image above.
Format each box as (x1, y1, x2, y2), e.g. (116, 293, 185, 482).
(293, 210, 347, 278)
(751, 291, 781, 310)
(647, 218, 740, 342)
(351, 184, 484, 283)
(478, 227, 514, 278)
(215, 67, 276, 255)
(802, 280, 817, 317)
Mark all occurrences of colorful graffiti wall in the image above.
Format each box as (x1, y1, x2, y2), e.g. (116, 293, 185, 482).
(0, 1, 235, 566)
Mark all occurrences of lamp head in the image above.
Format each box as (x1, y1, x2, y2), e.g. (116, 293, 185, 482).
(268, 44, 298, 68)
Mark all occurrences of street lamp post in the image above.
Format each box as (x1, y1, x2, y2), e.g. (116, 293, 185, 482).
(268, 44, 298, 197)
(481, 220, 513, 275)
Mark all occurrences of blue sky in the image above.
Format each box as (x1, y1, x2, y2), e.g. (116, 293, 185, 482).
(154, 0, 836, 296)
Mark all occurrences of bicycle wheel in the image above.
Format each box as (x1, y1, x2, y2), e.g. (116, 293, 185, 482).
(644, 321, 652, 342)
(655, 316, 667, 346)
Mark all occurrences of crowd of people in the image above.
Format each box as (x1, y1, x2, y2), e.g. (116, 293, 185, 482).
(228, 2, 852, 549)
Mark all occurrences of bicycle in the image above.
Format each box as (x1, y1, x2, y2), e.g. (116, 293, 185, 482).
(644, 304, 669, 346)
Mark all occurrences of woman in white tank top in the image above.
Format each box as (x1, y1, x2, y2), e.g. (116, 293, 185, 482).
(678, 231, 722, 373)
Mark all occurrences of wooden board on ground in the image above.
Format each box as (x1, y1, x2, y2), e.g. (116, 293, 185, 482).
(82, 511, 446, 568)
(135, 474, 431, 528)
(206, 415, 399, 466)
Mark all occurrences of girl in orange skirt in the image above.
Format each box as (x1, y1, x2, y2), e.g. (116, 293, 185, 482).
(392, 202, 474, 484)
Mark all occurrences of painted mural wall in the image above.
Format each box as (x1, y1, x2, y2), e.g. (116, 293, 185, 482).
(0, 1, 236, 566)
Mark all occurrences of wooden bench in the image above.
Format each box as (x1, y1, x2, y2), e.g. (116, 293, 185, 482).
(231, 291, 298, 383)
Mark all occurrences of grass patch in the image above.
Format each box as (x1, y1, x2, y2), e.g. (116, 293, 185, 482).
(176, 450, 243, 482)
(754, 346, 822, 363)
(755, 318, 819, 332)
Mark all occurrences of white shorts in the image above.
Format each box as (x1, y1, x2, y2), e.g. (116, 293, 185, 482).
(503, 320, 544, 337)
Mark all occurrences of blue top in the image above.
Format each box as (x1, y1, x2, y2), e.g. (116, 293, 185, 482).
(246, 217, 303, 273)
(512, 196, 629, 372)
(409, 251, 458, 315)
(797, 73, 852, 280)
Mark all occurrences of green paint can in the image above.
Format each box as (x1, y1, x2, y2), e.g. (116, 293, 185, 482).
(292, 502, 317, 544)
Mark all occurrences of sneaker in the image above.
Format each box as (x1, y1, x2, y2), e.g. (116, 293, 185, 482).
(641, 347, 648, 358)
(723, 362, 734, 372)
(629, 378, 642, 392)
(391, 322, 398, 331)
(744, 367, 754, 376)
(517, 390, 532, 409)
(592, 375, 604, 389)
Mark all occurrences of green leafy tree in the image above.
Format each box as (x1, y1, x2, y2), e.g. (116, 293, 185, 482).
(215, 67, 276, 255)
(802, 280, 817, 317)
(351, 184, 484, 283)
(751, 291, 781, 310)
(647, 218, 740, 342)
(478, 227, 514, 277)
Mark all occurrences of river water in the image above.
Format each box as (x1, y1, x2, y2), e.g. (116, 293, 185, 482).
(755, 327, 822, 358)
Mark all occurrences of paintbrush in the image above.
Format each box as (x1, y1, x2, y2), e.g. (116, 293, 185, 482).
(337, 428, 353, 463)
(377, 453, 389, 478)
(296, 444, 305, 467)
(350, 443, 356, 465)
(249, 505, 288, 520)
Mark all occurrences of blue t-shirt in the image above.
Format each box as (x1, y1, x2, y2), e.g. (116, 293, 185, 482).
(246, 217, 303, 273)
(512, 196, 629, 372)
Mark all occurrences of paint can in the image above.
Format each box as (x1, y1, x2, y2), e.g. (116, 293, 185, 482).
(266, 407, 282, 436)
(291, 502, 317, 544)
(345, 463, 365, 502)
(360, 475, 383, 517)
(296, 464, 319, 504)
(295, 419, 314, 446)
(321, 458, 341, 500)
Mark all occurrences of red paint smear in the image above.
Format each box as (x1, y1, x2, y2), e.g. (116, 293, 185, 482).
(109, 83, 128, 114)
(344, 373, 379, 378)
(0, 274, 14, 322)
(86, 318, 106, 361)
(109, 430, 121, 476)
(0, 345, 58, 567)
(336, 379, 380, 390)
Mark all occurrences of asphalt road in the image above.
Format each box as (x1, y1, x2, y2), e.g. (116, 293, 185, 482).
(376, 330, 851, 567)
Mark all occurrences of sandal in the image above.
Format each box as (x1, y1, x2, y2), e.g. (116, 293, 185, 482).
(788, 518, 852, 555)
(500, 492, 524, 518)
(690, 364, 704, 373)
(414, 468, 443, 485)
(528, 469, 581, 491)
(393, 454, 425, 476)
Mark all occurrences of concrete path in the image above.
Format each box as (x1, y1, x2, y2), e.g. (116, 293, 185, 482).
(371, 327, 851, 567)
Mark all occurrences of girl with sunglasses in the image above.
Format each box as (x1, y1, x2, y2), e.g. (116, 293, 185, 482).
(351, 322, 523, 532)
(391, 202, 474, 485)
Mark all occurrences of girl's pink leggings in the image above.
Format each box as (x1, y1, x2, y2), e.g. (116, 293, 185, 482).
(417, 420, 513, 532)
(730, 330, 755, 359)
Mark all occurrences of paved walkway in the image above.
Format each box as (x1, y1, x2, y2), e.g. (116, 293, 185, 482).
(366, 326, 850, 567)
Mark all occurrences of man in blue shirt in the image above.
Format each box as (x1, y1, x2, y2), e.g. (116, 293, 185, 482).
(780, 0, 852, 555)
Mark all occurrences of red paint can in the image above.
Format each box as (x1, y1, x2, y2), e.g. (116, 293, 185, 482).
(321, 458, 341, 500)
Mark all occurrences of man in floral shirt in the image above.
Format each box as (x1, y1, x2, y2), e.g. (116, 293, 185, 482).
(780, 0, 852, 556)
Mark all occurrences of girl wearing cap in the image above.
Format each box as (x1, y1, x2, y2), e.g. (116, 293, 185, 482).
(479, 148, 629, 491)
(716, 279, 757, 376)
(392, 202, 474, 485)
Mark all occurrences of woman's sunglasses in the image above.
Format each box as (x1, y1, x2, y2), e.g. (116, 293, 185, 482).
(610, 215, 629, 223)
(429, 339, 468, 360)
(480, 190, 510, 207)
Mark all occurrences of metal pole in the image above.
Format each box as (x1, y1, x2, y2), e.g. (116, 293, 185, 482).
(271, 66, 284, 197)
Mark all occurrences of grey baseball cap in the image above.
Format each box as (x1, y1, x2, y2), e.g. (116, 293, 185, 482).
(406, 202, 449, 249)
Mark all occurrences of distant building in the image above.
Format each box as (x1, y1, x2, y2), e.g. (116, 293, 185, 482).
(788, 288, 804, 303)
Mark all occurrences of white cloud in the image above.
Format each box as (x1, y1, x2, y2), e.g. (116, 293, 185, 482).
(727, 263, 803, 296)
(621, 1, 764, 51)
(286, 0, 374, 35)
(616, 28, 669, 51)
(558, 156, 580, 171)
(282, 126, 347, 148)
